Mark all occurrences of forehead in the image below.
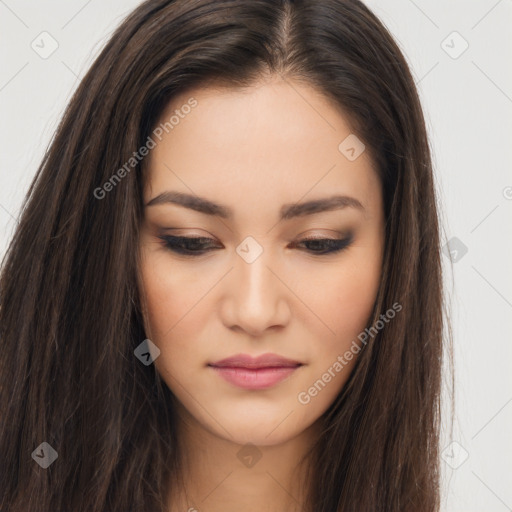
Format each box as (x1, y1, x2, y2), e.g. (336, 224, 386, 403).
(144, 78, 380, 221)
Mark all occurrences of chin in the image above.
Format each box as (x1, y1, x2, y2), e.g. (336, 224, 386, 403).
(211, 414, 306, 447)
(229, 428, 294, 447)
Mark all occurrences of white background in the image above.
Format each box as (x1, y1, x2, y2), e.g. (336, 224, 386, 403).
(1, 1, 511, 510)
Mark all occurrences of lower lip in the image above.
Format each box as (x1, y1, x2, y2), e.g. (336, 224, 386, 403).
(209, 365, 300, 390)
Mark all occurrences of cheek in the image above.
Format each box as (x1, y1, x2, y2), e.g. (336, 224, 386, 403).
(333, 261, 381, 337)
(293, 249, 382, 400)
(139, 247, 206, 336)
(138, 250, 210, 375)
(291, 253, 381, 413)
(299, 252, 381, 341)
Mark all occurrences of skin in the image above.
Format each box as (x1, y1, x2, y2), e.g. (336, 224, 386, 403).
(138, 75, 385, 512)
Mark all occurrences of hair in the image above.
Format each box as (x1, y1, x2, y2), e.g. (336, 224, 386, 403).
(0, 0, 450, 510)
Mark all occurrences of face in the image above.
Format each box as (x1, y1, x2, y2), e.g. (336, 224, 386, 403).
(138, 76, 385, 447)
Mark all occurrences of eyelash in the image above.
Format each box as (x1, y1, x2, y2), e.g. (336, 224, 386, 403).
(158, 235, 353, 256)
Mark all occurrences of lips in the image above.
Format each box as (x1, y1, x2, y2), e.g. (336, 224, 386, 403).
(208, 353, 303, 390)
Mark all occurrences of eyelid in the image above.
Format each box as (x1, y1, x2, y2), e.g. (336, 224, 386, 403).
(157, 232, 354, 258)
(160, 230, 349, 242)
(296, 232, 346, 240)
(162, 228, 214, 237)
(295, 227, 350, 237)
(292, 233, 354, 247)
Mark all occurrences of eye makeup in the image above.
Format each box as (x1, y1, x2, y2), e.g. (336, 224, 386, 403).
(157, 232, 354, 257)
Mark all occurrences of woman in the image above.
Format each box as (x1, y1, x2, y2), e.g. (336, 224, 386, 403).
(0, 0, 448, 510)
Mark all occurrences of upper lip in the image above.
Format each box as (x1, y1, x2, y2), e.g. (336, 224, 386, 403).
(209, 353, 302, 369)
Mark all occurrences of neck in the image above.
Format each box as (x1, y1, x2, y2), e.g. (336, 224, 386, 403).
(166, 406, 321, 512)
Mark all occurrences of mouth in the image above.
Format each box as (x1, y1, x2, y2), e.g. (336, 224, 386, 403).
(208, 353, 303, 390)
(208, 365, 302, 390)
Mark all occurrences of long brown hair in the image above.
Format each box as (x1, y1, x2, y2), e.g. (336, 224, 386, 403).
(0, 1, 448, 510)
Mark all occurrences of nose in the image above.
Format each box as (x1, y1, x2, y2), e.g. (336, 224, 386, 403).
(221, 248, 290, 336)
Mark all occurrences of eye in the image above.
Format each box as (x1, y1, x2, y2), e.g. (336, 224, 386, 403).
(159, 234, 353, 256)
(158, 235, 220, 255)
(292, 235, 353, 255)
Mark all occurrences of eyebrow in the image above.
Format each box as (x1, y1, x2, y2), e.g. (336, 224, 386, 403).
(145, 191, 364, 220)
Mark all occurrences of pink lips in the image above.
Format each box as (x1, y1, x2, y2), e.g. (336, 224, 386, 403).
(208, 353, 302, 390)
